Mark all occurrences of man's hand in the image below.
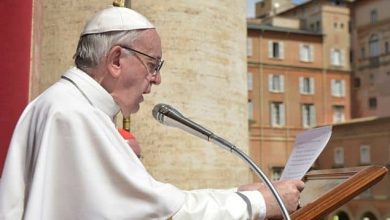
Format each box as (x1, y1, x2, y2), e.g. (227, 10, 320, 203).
(238, 180, 304, 219)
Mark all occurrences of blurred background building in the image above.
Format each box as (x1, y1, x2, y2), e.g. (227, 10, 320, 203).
(247, 0, 389, 219)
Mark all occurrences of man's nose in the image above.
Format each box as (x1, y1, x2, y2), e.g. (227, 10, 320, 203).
(151, 72, 161, 85)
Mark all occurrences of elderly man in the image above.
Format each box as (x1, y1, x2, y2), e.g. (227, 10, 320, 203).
(0, 6, 304, 220)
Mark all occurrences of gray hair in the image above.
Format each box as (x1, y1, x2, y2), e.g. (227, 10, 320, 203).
(73, 30, 142, 70)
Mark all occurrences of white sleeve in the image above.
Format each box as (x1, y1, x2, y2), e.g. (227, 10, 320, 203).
(172, 188, 266, 220)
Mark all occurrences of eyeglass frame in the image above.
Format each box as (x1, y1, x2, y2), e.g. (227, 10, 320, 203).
(119, 45, 164, 75)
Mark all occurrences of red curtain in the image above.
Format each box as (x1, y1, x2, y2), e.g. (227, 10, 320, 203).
(0, 0, 32, 174)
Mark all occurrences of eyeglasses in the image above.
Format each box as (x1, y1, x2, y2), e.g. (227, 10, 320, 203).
(120, 45, 164, 75)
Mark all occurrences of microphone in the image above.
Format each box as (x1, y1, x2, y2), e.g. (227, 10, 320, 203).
(152, 103, 214, 141)
(152, 103, 292, 220)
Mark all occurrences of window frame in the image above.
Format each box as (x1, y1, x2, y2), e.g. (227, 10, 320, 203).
(268, 40, 284, 59)
(299, 77, 315, 95)
(300, 44, 314, 62)
(334, 147, 344, 166)
(333, 105, 345, 123)
(360, 145, 371, 164)
(270, 102, 285, 127)
(268, 74, 284, 93)
(301, 103, 316, 128)
(331, 79, 346, 97)
(331, 48, 343, 66)
(247, 72, 253, 91)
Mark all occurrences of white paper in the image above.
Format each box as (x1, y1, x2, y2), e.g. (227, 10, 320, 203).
(280, 125, 332, 180)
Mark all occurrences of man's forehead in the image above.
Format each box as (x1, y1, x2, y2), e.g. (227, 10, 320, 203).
(133, 30, 162, 56)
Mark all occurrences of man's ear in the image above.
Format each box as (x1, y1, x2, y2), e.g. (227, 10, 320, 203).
(106, 46, 123, 78)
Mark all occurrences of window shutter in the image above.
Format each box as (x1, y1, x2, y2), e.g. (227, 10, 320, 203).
(280, 75, 285, 92)
(310, 105, 316, 127)
(331, 79, 336, 96)
(247, 38, 253, 56)
(341, 80, 346, 97)
(299, 77, 304, 94)
(299, 44, 304, 61)
(248, 101, 253, 120)
(310, 77, 315, 94)
(271, 103, 276, 126)
(268, 74, 273, 92)
(310, 45, 314, 61)
(279, 42, 284, 59)
(268, 41, 273, 58)
(340, 49, 345, 66)
(280, 103, 285, 126)
(247, 72, 253, 91)
(302, 105, 307, 127)
(330, 48, 336, 65)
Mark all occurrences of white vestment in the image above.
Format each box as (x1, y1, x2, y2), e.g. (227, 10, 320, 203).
(0, 67, 266, 220)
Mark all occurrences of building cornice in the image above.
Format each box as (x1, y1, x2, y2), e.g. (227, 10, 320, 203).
(247, 23, 323, 36)
(247, 61, 351, 74)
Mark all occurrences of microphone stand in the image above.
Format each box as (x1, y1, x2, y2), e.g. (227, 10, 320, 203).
(208, 135, 291, 220)
(153, 104, 290, 219)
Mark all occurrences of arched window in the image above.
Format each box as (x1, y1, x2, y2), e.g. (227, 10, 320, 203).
(333, 211, 350, 220)
(369, 34, 380, 57)
(361, 212, 378, 220)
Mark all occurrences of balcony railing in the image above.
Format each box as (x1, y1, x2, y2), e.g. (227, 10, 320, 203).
(357, 55, 389, 71)
(369, 56, 380, 68)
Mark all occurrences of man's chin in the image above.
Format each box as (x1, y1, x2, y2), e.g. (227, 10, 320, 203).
(129, 104, 141, 114)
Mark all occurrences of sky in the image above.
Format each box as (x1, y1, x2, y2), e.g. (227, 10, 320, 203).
(247, 0, 309, 18)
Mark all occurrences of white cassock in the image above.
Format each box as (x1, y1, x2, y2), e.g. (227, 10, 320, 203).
(0, 67, 266, 220)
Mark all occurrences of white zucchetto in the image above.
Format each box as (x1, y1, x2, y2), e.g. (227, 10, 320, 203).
(81, 6, 154, 36)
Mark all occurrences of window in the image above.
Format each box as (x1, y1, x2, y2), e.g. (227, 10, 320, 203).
(332, 0, 341, 5)
(247, 72, 253, 91)
(370, 9, 378, 24)
(302, 104, 316, 128)
(268, 74, 284, 92)
(260, 2, 265, 7)
(316, 21, 321, 31)
(247, 37, 253, 57)
(334, 147, 344, 166)
(350, 49, 353, 63)
(361, 47, 365, 59)
(271, 167, 284, 181)
(271, 102, 285, 127)
(331, 79, 346, 97)
(369, 97, 377, 109)
(369, 34, 380, 57)
(299, 77, 315, 94)
(268, 41, 284, 59)
(248, 100, 253, 120)
(300, 44, 314, 62)
(331, 48, 343, 66)
(333, 105, 345, 123)
(354, 77, 361, 88)
(348, 21, 352, 33)
(385, 42, 389, 54)
(360, 145, 371, 164)
(368, 74, 374, 86)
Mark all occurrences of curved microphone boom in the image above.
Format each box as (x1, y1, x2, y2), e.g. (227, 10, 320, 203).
(152, 103, 291, 220)
(152, 103, 214, 142)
